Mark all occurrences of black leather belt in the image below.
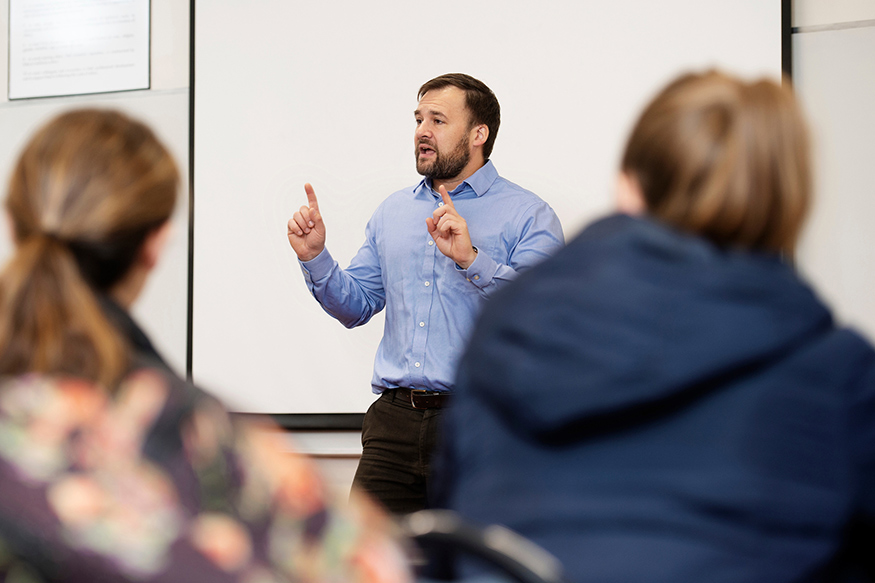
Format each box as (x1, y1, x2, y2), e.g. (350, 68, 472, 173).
(394, 387, 450, 409)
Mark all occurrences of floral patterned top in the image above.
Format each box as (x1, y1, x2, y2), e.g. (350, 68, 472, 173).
(0, 370, 414, 583)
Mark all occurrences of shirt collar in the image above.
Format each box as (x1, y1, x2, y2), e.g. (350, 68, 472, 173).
(414, 160, 499, 199)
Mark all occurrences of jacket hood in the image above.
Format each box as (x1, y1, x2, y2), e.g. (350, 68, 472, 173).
(457, 214, 834, 439)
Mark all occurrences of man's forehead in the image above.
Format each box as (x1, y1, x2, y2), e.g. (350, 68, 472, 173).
(416, 86, 468, 116)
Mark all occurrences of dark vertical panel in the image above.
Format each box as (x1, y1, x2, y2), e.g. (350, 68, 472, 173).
(782, 0, 793, 80)
(186, 0, 196, 381)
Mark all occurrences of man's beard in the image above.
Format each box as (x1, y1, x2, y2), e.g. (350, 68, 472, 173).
(416, 135, 470, 180)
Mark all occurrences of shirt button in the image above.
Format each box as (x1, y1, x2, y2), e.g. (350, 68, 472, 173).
(438, 202, 444, 207)
(473, 275, 480, 280)
(428, 240, 434, 246)
(424, 281, 430, 287)
(414, 362, 421, 368)
(419, 322, 425, 327)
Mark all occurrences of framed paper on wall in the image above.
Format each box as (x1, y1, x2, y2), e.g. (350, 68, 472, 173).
(8, 0, 150, 100)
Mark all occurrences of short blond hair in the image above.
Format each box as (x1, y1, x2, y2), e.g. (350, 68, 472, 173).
(621, 70, 811, 254)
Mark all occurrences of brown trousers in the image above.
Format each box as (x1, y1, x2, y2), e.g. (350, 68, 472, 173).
(352, 389, 443, 515)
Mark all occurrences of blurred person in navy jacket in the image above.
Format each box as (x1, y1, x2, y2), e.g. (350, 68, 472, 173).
(431, 70, 875, 583)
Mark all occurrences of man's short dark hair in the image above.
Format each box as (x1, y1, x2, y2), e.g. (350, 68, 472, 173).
(418, 73, 500, 160)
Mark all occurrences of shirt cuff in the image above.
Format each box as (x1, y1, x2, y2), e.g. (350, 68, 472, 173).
(457, 247, 499, 289)
(299, 248, 333, 284)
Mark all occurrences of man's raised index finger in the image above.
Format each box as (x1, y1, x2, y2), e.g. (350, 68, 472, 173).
(438, 185, 454, 208)
(304, 183, 319, 210)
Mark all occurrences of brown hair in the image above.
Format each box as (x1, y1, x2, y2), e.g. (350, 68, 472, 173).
(419, 73, 501, 160)
(0, 109, 179, 387)
(621, 70, 811, 254)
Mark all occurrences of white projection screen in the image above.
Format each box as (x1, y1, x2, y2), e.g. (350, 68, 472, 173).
(192, 1, 783, 421)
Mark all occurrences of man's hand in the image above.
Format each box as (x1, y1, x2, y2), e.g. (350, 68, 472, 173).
(287, 183, 326, 262)
(426, 185, 477, 269)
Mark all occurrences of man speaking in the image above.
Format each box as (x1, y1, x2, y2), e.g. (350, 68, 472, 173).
(287, 73, 564, 514)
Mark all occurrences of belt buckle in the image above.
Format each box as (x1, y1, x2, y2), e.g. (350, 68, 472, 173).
(410, 389, 434, 409)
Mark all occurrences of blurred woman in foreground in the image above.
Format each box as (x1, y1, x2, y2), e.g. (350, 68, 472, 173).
(0, 109, 411, 583)
(433, 70, 875, 582)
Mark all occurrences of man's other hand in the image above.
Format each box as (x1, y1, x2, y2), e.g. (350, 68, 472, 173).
(287, 183, 327, 262)
(426, 185, 477, 269)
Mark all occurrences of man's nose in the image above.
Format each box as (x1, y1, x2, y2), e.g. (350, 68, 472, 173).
(415, 122, 432, 140)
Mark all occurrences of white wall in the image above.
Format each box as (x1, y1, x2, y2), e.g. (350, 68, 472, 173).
(793, 0, 875, 27)
(793, 1, 875, 343)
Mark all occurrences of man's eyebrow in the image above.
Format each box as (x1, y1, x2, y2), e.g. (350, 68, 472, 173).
(413, 108, 446, 118)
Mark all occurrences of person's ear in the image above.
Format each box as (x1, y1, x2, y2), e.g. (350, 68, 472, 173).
(471, 124, 488, 148)
(140, 220, 173, 270)
(615, 172, 647, 215)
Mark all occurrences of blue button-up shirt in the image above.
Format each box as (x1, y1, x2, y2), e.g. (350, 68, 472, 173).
(299, 161, 564, 393)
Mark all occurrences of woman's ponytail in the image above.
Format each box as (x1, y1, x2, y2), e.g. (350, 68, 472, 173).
(0, 234, 127, 387)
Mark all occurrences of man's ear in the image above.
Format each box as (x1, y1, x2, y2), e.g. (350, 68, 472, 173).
(140, 220, 173, 270)
(615, 172, 647, 215)
(471, 124, 489, 148)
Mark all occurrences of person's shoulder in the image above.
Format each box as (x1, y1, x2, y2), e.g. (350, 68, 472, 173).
(778, 323, 875, 402)
(834, 327, 875, 377)
(487, 170, 552, 207)
(486, 174, 562, 233)
(128, 355, 229, 423)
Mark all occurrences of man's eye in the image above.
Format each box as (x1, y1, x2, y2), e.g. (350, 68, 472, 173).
(434, 119, 444, 124)
(415, 119, 422, 125)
